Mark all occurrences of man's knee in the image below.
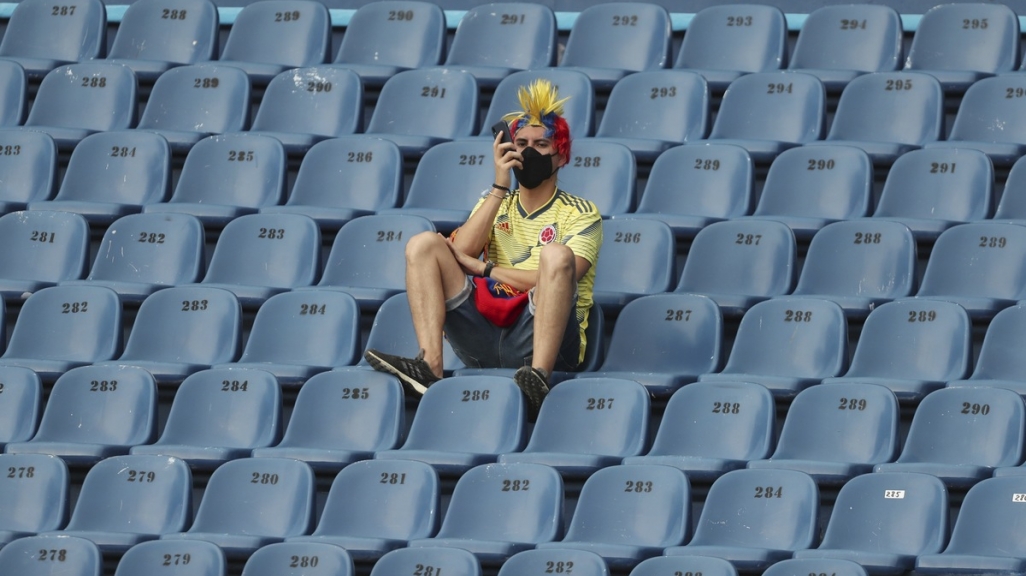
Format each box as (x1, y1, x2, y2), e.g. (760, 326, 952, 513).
(539, 243, 575, 279)
(405, 230, 445, 261)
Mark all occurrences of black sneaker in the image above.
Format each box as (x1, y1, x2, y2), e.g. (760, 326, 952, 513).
(513, 366, 550, 420)
(364, 349, 441, 396)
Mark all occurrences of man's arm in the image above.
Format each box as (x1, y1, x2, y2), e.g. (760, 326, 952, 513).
(451, 132, 520, 258)
(445, 236, 592, 292)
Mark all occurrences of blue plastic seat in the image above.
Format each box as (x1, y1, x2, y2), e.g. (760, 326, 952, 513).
(872, 148, 993, 241)
(0, 210, 89, 300)
(443, 3, 556, 88)
(217, 290, 360, 385)
(665, 469, 819, 571)
(557, 139, 636, 216)
(0, 0, 106, 80)
(30, 131, 170, 224)
(499, 550, 610, 576)
(746, 145, 873, 239)
(0, 130, 56, 213)
(591, 219, 674, 310)
(241, 542, 352, 576)
(874, 387, 1025, 487)
(483, 69, 594, 139)
(592, 70, 708, 161)
(764, 559, 869, 576)
(114, 540, 225, 576)
(948, 303, 1026, 395)
(623, 144, 753, 237)
(821, 300, 971, 402)
(747, 383, 899, 484)
(559, 2, 671, 89)
(0, 367, 41, 450)
(630, 556, 739, 576)
(161, 457, 314, 557)
(0, 534, 101, 576)
(674, 4, 787, 91)
(536, 464, 690, 570)
(332, 1, 446, 87)
(47, 455, 191, 552)
(675, 219, 796, 316)
(356, 292, 466, 374)
(904, 3, 1019, 91)
(130, 368, 281, 468)
(623, 381, 775, 482)
(787, 5, 903, 91)
(793, 472, 948, 575)
(218, 0, 329, 83)
(106, 0, 218, 80)
(0, 453, 68, 546)
(791, 220, 918, 318)
(0, 61, 26, 127)
(5, 365, 156, 464)
(925, 76, 1026, 165)
(287, 459, 438, 560)
(992, 154, 1026, 223)
(99, 286, 241, 383)
(369, 548, 481, 576)
(136, 64, 251, 153)
(375, 376, 525, 476)
(197, 213, 320, 306)
(497, 378, 648, 478)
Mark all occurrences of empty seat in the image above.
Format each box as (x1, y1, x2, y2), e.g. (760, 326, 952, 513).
(161, 457, 314, 556)
(98, 286, 242, 382)
(822, 300, 971, 402)
(0, 61, 26, 127)
(675, 219, 796, 316)
(536, 464, 690, 570)
(925, 75, 1026, 165)
(217, 290, 360, 385)
(559, 2, 671, 89)
(747, 383, 900, 484)
(591, 219, 674, 310)
(5, 365, 156, 464)
(874, 387, 1025, 487)
(483, 69, 594, 139)
(623, 143, 753, 237)
(114, 540, 225, 576)
(375, 376, 525, 476)
(136, 64, 250, 153)
(700, 297, 848, 398)
(0, 210, 89, 300)
(217, 0, 330, 83)
(630, 556, 739, 576)
(0, 130, 57, 213)
(0, 534, 101, 576)
(356, 292, 466, 375)
(674, 4, 787, 91)
(444, 3, 556, 88)
(791, 220, 918, 318)
(0, 453, 68, 546)
(0, 0, 106, 79)
(0, 367, 41, 450)
(106, 0, 218, 81)
(130, 368, 281, 468)
(556, 139, 636, 216)
(992, 154, 1026, 223)
(787, 4, 903, 91)
(623, 381, 775, 482)
(764, 559, 869, 576)
(29, 130, 171, 224)
(241, 542, 352, 576)
(499, 550, 610, 576)
(369, 548, 480, 576)
(948, 303, 1026, 394)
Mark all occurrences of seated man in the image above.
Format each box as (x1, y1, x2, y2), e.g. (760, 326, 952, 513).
(365, 79, 602, 415)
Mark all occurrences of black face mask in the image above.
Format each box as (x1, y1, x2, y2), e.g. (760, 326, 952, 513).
(514, 146, 556, 190)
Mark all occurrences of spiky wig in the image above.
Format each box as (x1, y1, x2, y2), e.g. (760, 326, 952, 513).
(502, 78, 572, 159)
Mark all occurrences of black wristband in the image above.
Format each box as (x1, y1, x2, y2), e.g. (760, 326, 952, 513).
(483, 260, 496, 278)
(492, 183, 510, 193)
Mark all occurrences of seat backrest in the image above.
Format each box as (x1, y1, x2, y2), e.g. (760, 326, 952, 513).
(118, 286, 241, 366)
(359, 293, 466, 372)
(0, 535, 101, 576)
(948, 75, 1026, 145)
(446, 3, 556, 71)
(202, 213, 320, 290)
(0, 210, 89, 284)
(0, 0, 106, 64)
(369, 548, 480, 576)
(366, 69, 478, 142)
(334, 1, 445, 69)
(401, 140, 498, 211)
(630, 556, 739, 576)
(763, 559, 868, 576)
(873, 148, 993, 225)
(26, 62, 136, 132)
(0, 453, 67, 534)
(709, 72, 825, 144)
(240, 542, 352, 576)
(905, 3, 1019, 76)
(593, 219, 675, 302)
(561, 2, 671, 72)
(0, 367, 41, 446)
(250, 67, 362, 139)
(498, 550, 610, 576)
(970, 303, 1026, 381)
(114, 540, 225, 576)
(917, 222, 1026, 302)
(52, 130, 170, 206)
(789, 5, 902, 76)
(284, 137, 403, 213)
(220, 0, 330, 69)
(236, 290, 360, 367)
(3, 285, 121, 362)
(826, 71, 943, 146)
(675, 4, 787, 73)
(137, 64, 250, 134)
(484, 70, 594, 139)
(995, 154, 1026, 219)
(0, 61, 26, 127)
(940, 476, 1026, 557)
(0, 130, 57, 207)
(635, 143, 754, 223)
(169, 134, 285, 208)
(677, 219, 795, 299)
(595, 70, 708, 144)
(86, 212, 205, 287)
(64, 454, 191, 536)
(753, 145, 873, 221)
(318, 214, 435, 291)
(556, 139, 636, 216)
(107, 0, 219, 66)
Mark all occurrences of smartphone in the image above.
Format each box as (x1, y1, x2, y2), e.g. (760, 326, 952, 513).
(491, 120, 513, 144)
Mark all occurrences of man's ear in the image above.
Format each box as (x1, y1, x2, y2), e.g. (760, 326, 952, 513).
(554, 153, 567, 169)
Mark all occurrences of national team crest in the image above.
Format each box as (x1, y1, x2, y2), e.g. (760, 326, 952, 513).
(539, 224, 557, 245)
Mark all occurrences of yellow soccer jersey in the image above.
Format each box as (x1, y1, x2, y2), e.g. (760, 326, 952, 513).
(470, 188, 603, 363)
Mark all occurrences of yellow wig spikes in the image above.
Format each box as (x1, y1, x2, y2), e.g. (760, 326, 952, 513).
(502, 78, 569, 129)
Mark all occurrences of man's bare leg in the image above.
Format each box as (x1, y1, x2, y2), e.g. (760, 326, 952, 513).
(529, 243, 578, 376)
(403, 231, 469, 377)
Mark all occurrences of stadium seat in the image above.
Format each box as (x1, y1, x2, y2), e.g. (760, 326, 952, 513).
(822, 300, 971, 401)
(872, 148, 993, 240)
(217, 0, 329, 83)
(0, 210, 89, 300)
(793, 472, 948, 574)
(332, 1, 446, 87)
(408, 462, 563, 563)
(114, 540, 225, 576)
(0, 534, 101, 576)
(704, 71, 826, 161)
(99, 286, 242, 382)
(369, 548, 481, 576)
(160, 457, 314, 556)
(664, 469, 819, 571)
(497, 378, 648, 477)
(106, 0, 219, 80)
(287, 459, 438, 560)
(0, 0, 106, 79)
(0, 130, 56, 213)
(764, 559, 869, 576)
(248, 67, 363, 153)
(240, 542, 352, 576)
(675, 219, 796, 316)
(700, 297, 848, 398)
(559, 2, 671, 89)
(630, 556, 739, 576)
(355, 292, 466, 375)
(927, 75, 1026, 165)
(483, 69, 595, 139)
(623, 143, 753, 237)
(443, 3, 556, 88)
(129, 368, 281, 468)
(948, 303, 1026, 394)
(787, 4, 903, 91)
(217, 290, 360, 385)
(4, 365, 156, 464)
(790, 220, 918, 318)
(46, 454, 191, 552)
(136, 64, 250, 153)
(746, 145, 873, 239)
(0, 61, 26, 127)
(993, 154, 1026, 222)
(197, 213, 321, 306)
(904, 3, 1019, 91)
(499, 550, 610, 576)
(29, 131, 170, 223)
(0, 367, 41, 450)
(747, 383, 900, 483)
(556, 139, 636, 216)
(591, 70, 709, 161)
(674, 4, 787, 91)
(0, 285, 121, 380)
(375, 376, 525, 476)
(806, 72, 943, 163)
(591, 219, 674, 310)
(310, 214, 434, 307)
(623, 381, 775, 482)
(536, 464, 690, 570)
(0, 453, 68, 546)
